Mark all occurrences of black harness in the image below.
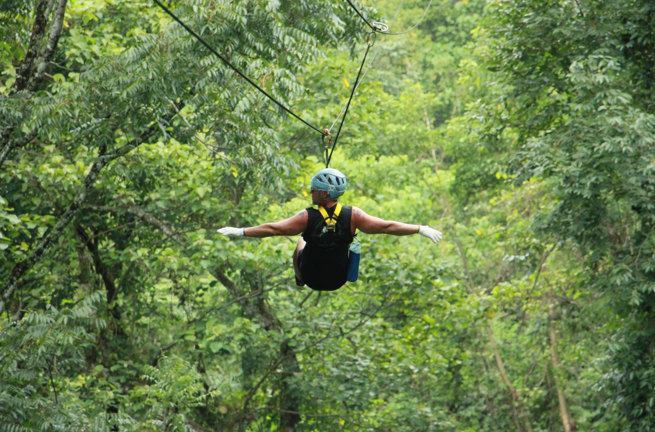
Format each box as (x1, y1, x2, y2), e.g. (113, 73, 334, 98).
(300, 204, 354, 291)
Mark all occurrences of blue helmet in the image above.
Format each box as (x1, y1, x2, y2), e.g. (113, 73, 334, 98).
(311, 168, 347, 199)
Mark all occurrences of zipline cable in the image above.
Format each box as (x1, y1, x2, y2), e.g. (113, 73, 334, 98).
(345, 0, 435, 36)
(151, 0, 327, 138)
(344, 0, 379, 32)
(325, 32, 375, 168)
(326, 0, 405, 134)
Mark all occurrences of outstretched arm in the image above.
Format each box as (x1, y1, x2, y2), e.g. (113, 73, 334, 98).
(218, 210, 308, 238)
(352, 207, 442, 242)
(352, 207, 419, 235)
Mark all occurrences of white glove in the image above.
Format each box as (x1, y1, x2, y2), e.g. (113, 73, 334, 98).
(217, 227, 245, 237)
(418, 225, 442, 243)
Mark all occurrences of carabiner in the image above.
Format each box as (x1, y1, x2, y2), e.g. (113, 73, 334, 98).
(366, 31, 377, 47)
(322, 130, 333, 167)
(372, 21, 389, 33)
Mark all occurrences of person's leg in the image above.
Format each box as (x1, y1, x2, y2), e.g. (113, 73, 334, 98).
(293, 237, 306, 286)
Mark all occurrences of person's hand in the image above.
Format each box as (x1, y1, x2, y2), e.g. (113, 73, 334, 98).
(217, 227, 245, 237)
(418, 225, 442, 243)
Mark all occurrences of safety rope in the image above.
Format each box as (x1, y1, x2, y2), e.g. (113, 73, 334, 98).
(152, 0, 327, 138)
(381, 0, 434, 35)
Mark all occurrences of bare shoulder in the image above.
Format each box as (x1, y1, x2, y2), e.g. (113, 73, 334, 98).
(352, 206, 372, 219)
(289, 209, 308, 221)
(287, 209, 308, 224)
(351, 206, 373, 228)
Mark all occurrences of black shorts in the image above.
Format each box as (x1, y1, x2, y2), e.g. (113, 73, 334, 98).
(297, 246, 348, 291)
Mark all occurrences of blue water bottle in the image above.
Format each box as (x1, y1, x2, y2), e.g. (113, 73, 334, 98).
(347, 242, 361, 282)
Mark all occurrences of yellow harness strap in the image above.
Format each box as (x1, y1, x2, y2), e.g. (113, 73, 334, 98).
(318, 203, 342, 231)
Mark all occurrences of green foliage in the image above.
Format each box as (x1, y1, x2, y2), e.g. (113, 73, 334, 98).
(5, 0, 654, 431)
(461, 0, 655, 430)
(0, 291, 105, 431)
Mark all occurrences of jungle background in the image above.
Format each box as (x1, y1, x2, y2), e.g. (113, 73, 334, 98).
(2, 0, 655, 431)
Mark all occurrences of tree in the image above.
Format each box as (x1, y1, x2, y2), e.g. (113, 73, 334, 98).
(462, 0, 655, 429)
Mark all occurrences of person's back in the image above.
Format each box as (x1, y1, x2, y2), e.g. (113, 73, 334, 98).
(300, 204, 353, 291)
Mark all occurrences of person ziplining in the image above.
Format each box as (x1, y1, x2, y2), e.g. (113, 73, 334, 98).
(218, 168, 442, 291)
(153, 3, 442, 290)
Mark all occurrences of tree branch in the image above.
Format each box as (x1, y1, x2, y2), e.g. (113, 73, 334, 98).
(0, 130, 37, 170)
(86, 204, 186, 244)
(486, 324, 533, 432)
(74, 222, 120, 320)
(573, 0, 585, 18)
(47, 355, 59, 405)
(548, 298, 577, 432)
(2, 144, 110, 315)
(1, 124, 159, 316)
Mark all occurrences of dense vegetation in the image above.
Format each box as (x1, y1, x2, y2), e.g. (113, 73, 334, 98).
(2, 0, 654, 430)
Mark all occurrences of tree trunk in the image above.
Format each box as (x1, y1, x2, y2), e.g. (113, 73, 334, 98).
(15, 0, 68, 91)
(1, 0, 49, 170)
(547, 301, 577, 432)
(2, 0, 69, 170)
(486, 324, 533, 432)
(126, 212, 301, 430)
(451, 227, 533, 431)
(15, 0, 49, 92)
(279, 340, 301, 431)
(35, 0, 68, 82)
